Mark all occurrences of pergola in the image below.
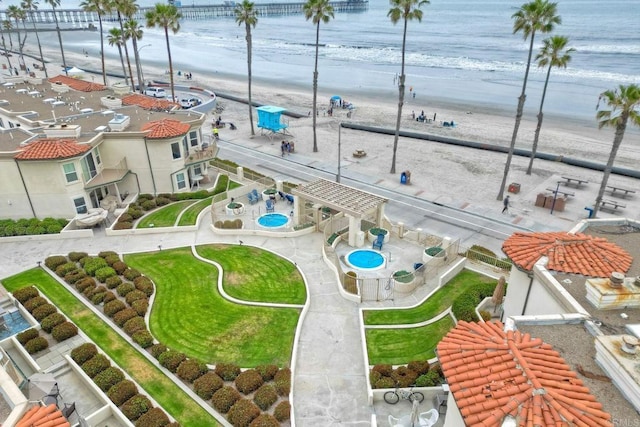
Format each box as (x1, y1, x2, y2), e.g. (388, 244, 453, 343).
(292, 178, 388, 246)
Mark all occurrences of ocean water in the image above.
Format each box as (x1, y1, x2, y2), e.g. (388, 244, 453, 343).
(23, 0, 640, 120)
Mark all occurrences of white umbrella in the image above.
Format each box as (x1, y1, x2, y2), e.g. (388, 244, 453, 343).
(28, 372, 57, 400)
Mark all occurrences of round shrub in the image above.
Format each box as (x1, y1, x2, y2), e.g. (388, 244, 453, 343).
(32, 303, 57, 321)
(105, 276, 123, 289)
(94, 367, 125, 392)
(117, 282, 135, 297)
(392, 366, 418, 388)
(134, 407, 169, 427)
(78, 256, 91, 267)
(133, 276, 154, 297)
(25, 336, 49, 354)
(138, 194, 153, 201)
(104, 300, 126, 317)
(212, 386, 241, 414)
(114, 308, 138, 327)
(112, 261, 128, 275)
(132, 330, 154, 348)
(52, 321, 78, 342)
(131, 299, 149, 316)
(118, 213, 133, 223)
(249, 414, 280, 427)
(140, 199, 157, 211)
(13, 286, 39, 303)
(408, 360, 430, 376)
(46, 223, 63, 234)
(99, 251, 119, 259)
(95, 266, 117, 283)
(123, 317, 146, 336)
(156, 196, 171, 206)
(64, 270, 87, 285)
(375, 376, 395, 389)
(158, 350, 186, 373)
(371, 364, 393, 377)
(91, 291, 107, 305)
(215, 363, 241, 381)
(82, 354, 111, 378)
(41, 312, 66, 333)
(103, 291, 117, 303)
(17, 328, 39, 345)
(370, 370, 382, 387)
(193, 372, 224, 400)
(68, 251, 88, 262)
(123, 268, 142, 281)
(176, 359, 208, 383)
(71, 343, 97, 364)
(84, 257, 109, 276)
(255, 365, 278, 382)
(253, 384, 278, 411)
(87, 285, 107, 298)
(127, 208, 144, 220)
(44, 256, 67, 270)
(150, 344, 168, 359)
(415, 370, 441, 387)
(76, 277, 97, 292)
(107, 380, 138, 406)
(235, 369, 264, 395)
(82, 283, 97, 297)
(227, 398, 260, 427)
(121, 394, 152, 421)
(24, 296, 47, 312)
(273, 401, 291, 422)
(125, 290, 147, 306)
(274, 368, 291, 396)
(55, 262, 77, 277)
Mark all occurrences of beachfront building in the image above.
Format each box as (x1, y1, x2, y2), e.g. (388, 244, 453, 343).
(0, 75, 213, 220)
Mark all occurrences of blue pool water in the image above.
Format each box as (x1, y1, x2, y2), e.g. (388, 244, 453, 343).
(346, 250, 386, 271)
(257, 213, 289, 228)
(0, 311, 30, 341)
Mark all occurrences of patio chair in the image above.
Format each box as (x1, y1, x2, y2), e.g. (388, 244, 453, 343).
(247, 192, 258, 205)
(251, 189, 261, 201)
(372, 233, 384, 250)
(278, 190, 286, 200)
(266, 199, 275, 213)
(285, 194, 294, 205)
(419, 409, 439, 427)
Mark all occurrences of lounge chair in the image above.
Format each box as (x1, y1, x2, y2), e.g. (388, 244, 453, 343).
(419, 409, 440, 427)
(266, 199, 275, 213)
(278, 191, 286, 200)
(251, 189, 261, 200)
(285, 194, 294, 205)
(372, 233, 384, 250)
(247, 192, 258, 205)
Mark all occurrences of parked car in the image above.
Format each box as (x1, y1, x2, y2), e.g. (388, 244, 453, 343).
(145, 87, 166, 98)
(180, 97, 201, 109)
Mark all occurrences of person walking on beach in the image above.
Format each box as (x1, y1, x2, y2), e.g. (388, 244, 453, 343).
(281, 141, 286, 157)
(502, 195, 510, 214)
(213, 127, 219, 141)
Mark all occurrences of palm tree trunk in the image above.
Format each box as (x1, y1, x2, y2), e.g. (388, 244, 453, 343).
(117, 13, 135, 91)
(592, 114, 628, 218)
(0, 30, 12, 70)
(98, 15, 107, 85)
(164, 27, 176, 102)
(14, 20, 24, 73)
(497, 32, 537, 200)
(131, 37, 144, 93)
(246, 24, 255, 136)
(526, 63, 552, 175)
(30, 14, 48, 78)
(312, 21, 320, 152)
(52, 8, 67, 76)
(390, 18, 408, 174)
(117, 45, 127, 79)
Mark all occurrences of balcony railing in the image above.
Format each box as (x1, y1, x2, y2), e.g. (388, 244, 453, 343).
(84, 157, 129, 189)
(185, 141, 217, 167)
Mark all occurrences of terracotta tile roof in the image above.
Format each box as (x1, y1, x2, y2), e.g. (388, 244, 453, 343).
(15, 138, 90, 160)
(48, 74, 107, 92)
(437, 321, 613, 427)
(16, 403, 69, 426)
(502, 231, 632, 277)
(142, 118, 190, 139)
(122, 93, 179, 110)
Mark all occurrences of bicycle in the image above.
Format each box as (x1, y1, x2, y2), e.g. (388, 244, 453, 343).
(383, 387, 424, 404)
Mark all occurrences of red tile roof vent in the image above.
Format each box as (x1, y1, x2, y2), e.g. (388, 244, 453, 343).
(502, 231, 632, 277)
(142, 118, 190, 139)
(437, 321, 613, 427)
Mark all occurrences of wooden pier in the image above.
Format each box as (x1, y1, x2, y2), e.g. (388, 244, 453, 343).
(0, 1, 368, 26)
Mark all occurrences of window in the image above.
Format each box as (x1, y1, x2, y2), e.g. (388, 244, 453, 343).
(171, 142, 181, 160)
(63, 163, 78, 183)
(94, 147, 102, 165)
(73, 196, 87, 214)
(193, 165, 202, 176)
(189, 131, 198, 147)
(176, 173, 186, 190)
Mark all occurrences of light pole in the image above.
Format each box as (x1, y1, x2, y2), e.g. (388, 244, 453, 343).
(137, 44, 152, 92)
(550, 181, 561, 215)
(336, 123, 342, 183)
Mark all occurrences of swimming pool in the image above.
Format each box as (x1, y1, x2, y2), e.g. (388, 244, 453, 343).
(0, 311, 30, 341)
(346, 249, 386, 270)
(257, 213, 289, 229)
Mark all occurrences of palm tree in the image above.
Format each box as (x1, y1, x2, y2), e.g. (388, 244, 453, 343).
(387, 0, 429, 173)
(3, 20, 14, 51)
(113, 0, 138, 92)
(235, 0, 258, 136)
(0, 20, 13, 70)
(496, 0, 560, 200)
(108, 28, 127, 81)
(21, 0, 47, 77)
(124, 19, 144, 92)
(304, 0, 334, 152)
(526, 35, 573, 175)
(592, 84, 640, 217)
(44, 0, 67, 76)
(146, 3, 181, 102)
(6, 5, 26, 73)
(80, 0, 111, 84)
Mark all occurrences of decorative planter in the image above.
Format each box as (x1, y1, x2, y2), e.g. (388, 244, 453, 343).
(423, 246, 446, 265)
(262, 188, 278, 201)
(344, 271, 358, 294)
(393, 270, 417, 293)
(368, 227, 390, 243)
(225, 202, 245, 215)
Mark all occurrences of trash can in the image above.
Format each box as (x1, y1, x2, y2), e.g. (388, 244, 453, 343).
(508, 182, 521, 194)
(584, 207, 594, 218)
(400, 170, 411, 185)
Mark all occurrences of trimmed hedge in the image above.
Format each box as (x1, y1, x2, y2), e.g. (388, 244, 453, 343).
(84, 257, 109, 276)
(123, 268, 142, 281)
(212, 386, 241, 414)
(158, 350, 186, 373)
(255, 365, 278, 382)
(32, 303, 57, 321)
(215, 363, 241, 381)
(227, 398, 260, 427)
(125, 290, 147, 306)
(41, 312, 67, 333)
(64, 270, 88, 285)
(452, 282, 497, 322)
(121, 394, 152, 421)
(114, 308, 138, 327)
(44, 256, 67, 270)
(55, 262, 77, 277)
(176, 359, 208, 383)
(132, 330, 154, 348)
(235, 369, 264, 395)
(133, 276, 154, 297)
(95, 266, 117, 283)
(117, 282, 136, 297)
(249, 414, 280, 427)
(123, 317, 146, 336)
(51, 321, 78, 342)
(82, 354, 111, 378)
(104, 300, 127, 317)
(71, 343, 98, 364)
(24, 296, 48, 312)
(113, 261, 128, 275)
(68, 251, 88, 262)
(273, 401, 291, 422)
(131, 299, 149, 316)
(274, 368, 291, 396)
(25, 336, 49, 354)
(13, 286, 39, 303)
(193, 372, 224, 400)
(76, 277, 97, 292)
(99, 251, 119, 259)
(105, 276, 123, 289)
(134, 407, 169, 427)
(94, 367, 125, 392)
(253, 384, 278, 411)
(108, 380, 138, 406)
(104, 291, 117, 303)
(150, 344, 168, 359)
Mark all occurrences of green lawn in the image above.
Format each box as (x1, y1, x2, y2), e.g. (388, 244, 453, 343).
(137, 201, 196, 228)
(124, 247, 300, 366)
(363, 270, 496, 325)
(196, 245, 306, 304)
(1, 268, 217, 427)
(366, 316, 455, 365)
(228, 180, 242, 190)
(177, 197, 213, 226)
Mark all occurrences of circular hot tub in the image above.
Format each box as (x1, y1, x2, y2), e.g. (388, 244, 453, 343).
(257, 213, 289, 229)
(345, 249, 386, 271)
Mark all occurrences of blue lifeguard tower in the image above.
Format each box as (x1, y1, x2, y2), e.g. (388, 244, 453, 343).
(256, 105, 290, 139)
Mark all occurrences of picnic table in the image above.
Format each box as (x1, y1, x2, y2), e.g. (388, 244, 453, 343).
(546, 187, 575, 198)
(606, 184, 636, 198)
(598, 199, 626, 212)
(560, 176, 589, 188)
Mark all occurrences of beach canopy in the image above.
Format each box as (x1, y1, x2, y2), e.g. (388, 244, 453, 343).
(65, 66, 85, 74)
(331, 95, 341, 101)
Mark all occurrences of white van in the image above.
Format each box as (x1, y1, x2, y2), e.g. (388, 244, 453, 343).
(145, 87, 166, 98)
